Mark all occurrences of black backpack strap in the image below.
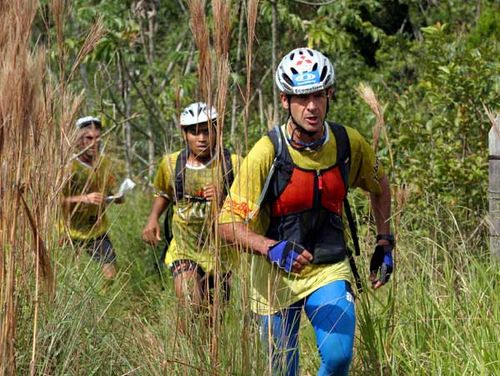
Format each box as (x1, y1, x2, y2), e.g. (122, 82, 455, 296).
(328, 122, 351, 191)
(344, 199, 362, 292)
(329, 123, 359, 255)
(174, 149, 189, 202)
(329, 122, 362, 292)
(244, 126, 283, 223)
(221, 148, 234, 196)
(157, 201, 174, 273)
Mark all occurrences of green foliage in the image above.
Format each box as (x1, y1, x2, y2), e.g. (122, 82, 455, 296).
(378, 20, 498, 213)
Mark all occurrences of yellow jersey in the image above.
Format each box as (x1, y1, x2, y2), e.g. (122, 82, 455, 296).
(154, 151, 239, 274)
(61, 155, 116, 240)
(219, 124, 384, 314)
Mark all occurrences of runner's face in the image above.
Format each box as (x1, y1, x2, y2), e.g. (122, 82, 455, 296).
(184, 123, 216, 159)
(78, 125, 101, 162)
(281, 89, 332, 135)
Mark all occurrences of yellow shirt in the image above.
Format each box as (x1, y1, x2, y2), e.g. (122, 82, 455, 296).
(61, 156, 116, 240)
(219, 124, 384, 314)
(154, 151, 239, 274)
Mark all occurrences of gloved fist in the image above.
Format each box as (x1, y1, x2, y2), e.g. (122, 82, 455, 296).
(267, 240, 306, 273)
(369, 243, 394, 287)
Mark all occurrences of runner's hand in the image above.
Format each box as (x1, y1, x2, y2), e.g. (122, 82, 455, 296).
(202, 184, 218, 201)
(266, 240, 312, 273)
(369, 243, 394, 289)
(142, 219, 161, 246)
(84, 192, 104, 205)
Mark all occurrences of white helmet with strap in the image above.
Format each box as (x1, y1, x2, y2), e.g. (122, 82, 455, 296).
(180, 102, 217, 127)
(275, 48, 335, 95)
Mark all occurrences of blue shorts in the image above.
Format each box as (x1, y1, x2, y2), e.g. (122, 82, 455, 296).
(260, 280, 356, 376)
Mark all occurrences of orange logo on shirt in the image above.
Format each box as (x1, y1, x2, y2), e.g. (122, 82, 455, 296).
(223, 199, 251, 219)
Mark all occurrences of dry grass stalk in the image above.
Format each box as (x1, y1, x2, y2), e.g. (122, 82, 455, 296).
(357, 82, 394, 168)
(357, 82, 384, 151)
(1, 0, 101, 372)
(68, 18, 106, 82)
(188, 0, 211, 100)
(243, 0, 259, 149)
(484, 104, 499, 137)
(212, 0, 232, 59)
(211, 0, 234, 368)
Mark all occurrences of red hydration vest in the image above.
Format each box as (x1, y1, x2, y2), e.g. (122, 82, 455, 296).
(264, 123, 353, 265)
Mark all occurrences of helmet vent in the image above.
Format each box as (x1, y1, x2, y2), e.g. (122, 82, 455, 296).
(282, 73, 293, 86)
(312, 63, 318, 71)
(306, 49, 314, 57)
(320, 66, 327, 81)
(290, 52, 295, 60)
(290, 67, 298, 75)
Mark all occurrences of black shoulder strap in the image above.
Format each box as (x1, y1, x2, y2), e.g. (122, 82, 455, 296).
(174, 149, 189, 202)
(328, 122, 351, 189)
(175, 148, 234, 201)
(244, 126, 283, 223)
(221, 148, 234, 196)
(329, 122, 362, 292)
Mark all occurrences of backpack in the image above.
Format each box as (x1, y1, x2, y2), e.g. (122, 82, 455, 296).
(160, 148, 234, 260)
(255, 123, 362, 291)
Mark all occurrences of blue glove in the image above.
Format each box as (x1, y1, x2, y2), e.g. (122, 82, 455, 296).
(267, 240, 305, 273)
(370, 244, 394, 284)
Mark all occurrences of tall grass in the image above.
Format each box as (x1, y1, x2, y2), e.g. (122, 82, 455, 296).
(0, 0, 103, 374)
(2, 2, 498, 375)
(355, 200, 498, 375)
(9, 192, 496, 375)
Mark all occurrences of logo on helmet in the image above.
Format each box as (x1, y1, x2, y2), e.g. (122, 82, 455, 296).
(292, 71, 320, 86)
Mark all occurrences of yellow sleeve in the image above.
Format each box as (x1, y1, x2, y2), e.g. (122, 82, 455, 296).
(230, 153, 241, 175)
(220, 137, 274, 232)
(346, 127, 385, 194)
(153, 152, 178, 199)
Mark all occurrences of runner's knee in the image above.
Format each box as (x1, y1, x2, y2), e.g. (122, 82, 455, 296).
(319, 345, 352, 376)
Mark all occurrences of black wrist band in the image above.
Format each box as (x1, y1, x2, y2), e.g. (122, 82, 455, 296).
(376, 234, 394, 245)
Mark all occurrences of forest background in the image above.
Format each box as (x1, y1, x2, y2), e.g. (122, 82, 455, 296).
(0, 0, 499, 375)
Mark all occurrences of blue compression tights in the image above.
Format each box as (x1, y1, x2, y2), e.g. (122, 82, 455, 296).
(260, 280, 356, 376)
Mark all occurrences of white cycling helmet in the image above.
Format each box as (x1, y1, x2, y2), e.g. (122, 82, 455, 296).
(76, 116, 102, 129)
(180, 102, 218, 127)
(275, 48, 335, 95)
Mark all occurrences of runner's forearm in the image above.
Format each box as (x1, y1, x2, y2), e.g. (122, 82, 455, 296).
(370, 174, 391, 235)
(147, 196, 169, 222)
(219, 222, 275, 256)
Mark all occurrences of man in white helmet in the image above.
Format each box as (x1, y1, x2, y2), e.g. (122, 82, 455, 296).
(142, 102, 238, 328)
(61, 116, 122, 279)
(219, 48, 393, 375)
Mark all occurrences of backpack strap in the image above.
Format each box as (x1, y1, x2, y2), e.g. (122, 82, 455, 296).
(174, 148, 189, 202)
(221, 148, 234, 196)
(244, 126, 283, 223)
(329, 122, 362, 292)
(328, 122, 351, 192)
(164, 148, 232, 267)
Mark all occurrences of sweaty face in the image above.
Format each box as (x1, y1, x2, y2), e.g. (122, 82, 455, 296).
(281, 89, 332, 135)
(184, 123, 216, 160)
(78, 125, 101, 162)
